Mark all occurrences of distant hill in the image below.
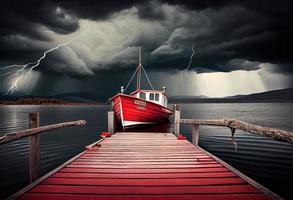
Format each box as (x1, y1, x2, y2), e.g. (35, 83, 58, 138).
(225, 88, 293, 100)
(51, 92, 105, 103)
(169, 88, 293, 103)
(0, 92, 106, 104)
(0, 98, 69, 105)
(168, 95, 209, 100)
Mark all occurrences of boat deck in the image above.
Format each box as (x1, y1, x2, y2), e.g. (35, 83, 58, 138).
(13, 132, 278, 200)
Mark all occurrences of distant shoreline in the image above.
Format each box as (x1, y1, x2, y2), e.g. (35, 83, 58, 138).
(169, 99, 293, 104)
(169, 88, 293, 104)
(0, 103, 102, 106)
(0, 98, 102, 106)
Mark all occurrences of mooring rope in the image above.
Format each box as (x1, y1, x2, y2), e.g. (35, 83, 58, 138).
(141, 65, 155, 91)
(122, 47, 155, 93)
(122, 66, 139, 94)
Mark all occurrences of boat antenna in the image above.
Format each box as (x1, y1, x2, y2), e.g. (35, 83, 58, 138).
(136, 47, 142, 90)
(139, 47, 142, 66)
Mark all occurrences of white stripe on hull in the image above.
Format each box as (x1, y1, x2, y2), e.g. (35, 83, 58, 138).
(123, 120, 156, 127)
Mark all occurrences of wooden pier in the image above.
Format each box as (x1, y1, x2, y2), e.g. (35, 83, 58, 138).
(9, 132, 281, 200)
(1, 110, 289, 199)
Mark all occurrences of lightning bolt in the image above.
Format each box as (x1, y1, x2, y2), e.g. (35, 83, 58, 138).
(0, 21, 90, 95)
(0, 64, 22, 70)
(179, 43, 197, 89)
(184, 43, 195, 72)
(180, 43, 196, 87)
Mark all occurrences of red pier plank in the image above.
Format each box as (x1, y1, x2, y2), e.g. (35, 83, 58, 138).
(42, 177, 245, 186)
(20, 193, 271, 200)
(31, 184, 259, 195)
(13, 132, 280, 200)
(51, 171, 237, 179)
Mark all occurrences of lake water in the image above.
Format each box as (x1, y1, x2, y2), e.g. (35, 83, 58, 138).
(0, 103, 292, 199)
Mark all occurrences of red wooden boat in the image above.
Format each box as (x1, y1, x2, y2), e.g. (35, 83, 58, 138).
(109, 49, 173, 128)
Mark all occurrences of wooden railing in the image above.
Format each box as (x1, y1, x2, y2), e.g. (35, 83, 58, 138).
(173, 105, 293, 145)
(0, 112, 86, 183)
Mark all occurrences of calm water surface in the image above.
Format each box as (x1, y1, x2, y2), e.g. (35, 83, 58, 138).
(0, 103, 292, 199)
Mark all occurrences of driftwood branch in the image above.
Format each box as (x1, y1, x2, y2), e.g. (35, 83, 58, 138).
(180, 118, 293, 143)
(0, 120, 86, 145)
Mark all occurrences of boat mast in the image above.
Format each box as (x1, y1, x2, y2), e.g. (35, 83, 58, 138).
(136, 47, 142, 90)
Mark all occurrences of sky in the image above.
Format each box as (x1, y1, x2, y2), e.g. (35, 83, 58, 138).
(0, 0, 292, 98)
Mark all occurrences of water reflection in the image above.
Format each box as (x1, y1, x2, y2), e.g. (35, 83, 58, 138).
(123, 120, 173, 133)
(0, 104, 292, 199)
(230, 136, 238, 151)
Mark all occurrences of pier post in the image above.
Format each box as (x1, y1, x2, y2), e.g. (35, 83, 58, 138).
(174, 105, 181, 136)
(108, 111, 116, 134)
(192, 125, 199, 146)
(29, 112, 40, 183)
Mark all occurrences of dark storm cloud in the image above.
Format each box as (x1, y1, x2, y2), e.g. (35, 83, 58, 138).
(0, 1, 79, 39)
(58, 0, 293, 73)
(136, 1, 166, 20)
(0, 0, 292, 75)
(0, 0, 80, 62)
(55, 0, 145, 20)
(149, 1, 292, 73)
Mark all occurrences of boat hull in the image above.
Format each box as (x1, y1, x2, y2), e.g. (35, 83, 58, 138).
(112, 94, 173, 127)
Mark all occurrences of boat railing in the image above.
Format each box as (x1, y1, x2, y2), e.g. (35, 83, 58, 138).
(0, 112, 86, 182)
(173, 105, 293, 145)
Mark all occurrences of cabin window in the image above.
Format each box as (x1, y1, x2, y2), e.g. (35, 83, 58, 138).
(139, 92, 146, 100)
(149, 93, 154, 100)
(155, 93, 160, 101)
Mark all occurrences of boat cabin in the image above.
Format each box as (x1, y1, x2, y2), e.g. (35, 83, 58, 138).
(131, 90, 168, 107)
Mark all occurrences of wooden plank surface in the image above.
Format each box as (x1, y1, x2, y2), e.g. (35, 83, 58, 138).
(16, 132, 277, 200)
